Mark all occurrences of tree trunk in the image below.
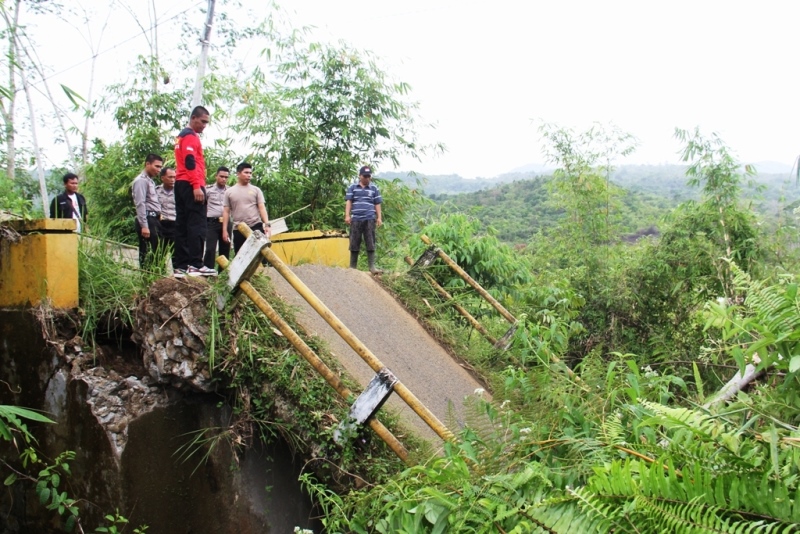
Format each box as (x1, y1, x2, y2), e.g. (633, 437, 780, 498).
(21, 35, 77, 171)
(16, 41, 48, 215)
(1, 1, 21, 181)
(191, 0, 216, 108)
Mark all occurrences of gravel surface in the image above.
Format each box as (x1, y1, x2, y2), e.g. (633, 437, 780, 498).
(267, 264, 487, 444)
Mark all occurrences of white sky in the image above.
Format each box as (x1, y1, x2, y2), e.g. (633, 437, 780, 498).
(23, 0, 800, 178)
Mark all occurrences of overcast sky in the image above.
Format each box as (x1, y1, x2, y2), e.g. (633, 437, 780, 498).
(31, 0, 800, 178)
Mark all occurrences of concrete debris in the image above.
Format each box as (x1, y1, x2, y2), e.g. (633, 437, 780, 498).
(54, 335, 167, 460)
(132, 277, 214, 393)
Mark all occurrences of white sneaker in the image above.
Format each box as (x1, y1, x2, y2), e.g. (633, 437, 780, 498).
(173, 269, 187, 279)
(187, 266, 218, 277)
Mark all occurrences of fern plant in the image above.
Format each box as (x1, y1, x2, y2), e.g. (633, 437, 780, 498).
(704, 262, 800, 381)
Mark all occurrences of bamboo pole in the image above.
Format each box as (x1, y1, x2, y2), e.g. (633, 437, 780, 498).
(420, 235, 517, 325)
(404, 256, 498, 346)
(237, 225, 455, 442)
(218, 255, 410, 464)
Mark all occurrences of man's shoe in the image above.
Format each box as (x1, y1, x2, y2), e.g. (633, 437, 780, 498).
(187, 266, 218, 277)
(370, 267, 383, 275)
(173, 268, 187, 279)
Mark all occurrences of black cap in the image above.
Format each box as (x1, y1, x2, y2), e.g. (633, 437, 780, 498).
(359, 165, 372, 177)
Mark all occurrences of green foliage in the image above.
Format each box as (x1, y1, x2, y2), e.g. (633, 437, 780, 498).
(95, 510, 148, 533)
(33, 451, 80, 532)
(0, 170, 33, 216)
(674, 127, 762, 296)
(81, 141, 138, 243)
(539, 121, 638, 247)
(78, 228, 168, 339)
(307, 352, 800, 533)
(0, 404, 53, 446)
(84, 57, 186, 243)
(412, 213, 534, 303)
(231, 38, 439, 230)
(103, 56, 185, 165)
(703, 265, 800, 396)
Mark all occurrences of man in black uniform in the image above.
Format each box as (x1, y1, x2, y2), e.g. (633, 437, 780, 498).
(50, 173, 87, 233)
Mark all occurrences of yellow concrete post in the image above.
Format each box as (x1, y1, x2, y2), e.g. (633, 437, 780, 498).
(0, 219, 78, 308)
(217, 255, 411, 464)
(420, 235, 517, 325)
(238, 225, 455, 442)
(270, 230, 350, 267)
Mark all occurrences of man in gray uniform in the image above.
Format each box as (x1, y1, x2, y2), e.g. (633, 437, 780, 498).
(156, 166, 177, 268)
(132, 154, 164, 269)
(204, 166, 231, 269)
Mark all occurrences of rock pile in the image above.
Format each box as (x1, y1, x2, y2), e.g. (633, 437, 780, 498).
(133, 277, 215, 393)
(51, 335, 167, 460)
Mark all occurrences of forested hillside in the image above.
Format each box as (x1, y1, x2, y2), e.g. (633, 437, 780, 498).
(428, 175, 669, 243)
(385, 164, 800, 244)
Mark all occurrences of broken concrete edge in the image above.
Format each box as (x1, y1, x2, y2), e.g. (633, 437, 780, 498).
(45, 330, 167, 463)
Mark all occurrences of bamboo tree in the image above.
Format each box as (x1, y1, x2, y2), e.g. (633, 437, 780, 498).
(674, 127, 759, 296)
(0, 0, 21, 182)
(19, 56, 47, 215)
(19, 33, 78, 170)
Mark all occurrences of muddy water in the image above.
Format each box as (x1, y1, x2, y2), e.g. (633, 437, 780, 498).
(0, 310, 320, 533)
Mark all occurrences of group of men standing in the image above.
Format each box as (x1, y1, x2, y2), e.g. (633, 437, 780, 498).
(132, 106, 273, 278)
(52, 104, 385, 276)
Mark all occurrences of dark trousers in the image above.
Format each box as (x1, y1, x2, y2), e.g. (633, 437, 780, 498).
(136, 216, 162, 269)
(233, 222, 264, 255)
(174, 181, 207, 270)
(204, 217, 232, 269)
(160, 219, 177, 269)
(349, 219, 376, 252)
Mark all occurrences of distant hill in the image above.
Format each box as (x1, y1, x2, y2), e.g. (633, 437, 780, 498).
(426, 176, 671, 244)
(381, 164, 800, 244)
(379, 170, 545, 196)
(382, 164, 800, 201)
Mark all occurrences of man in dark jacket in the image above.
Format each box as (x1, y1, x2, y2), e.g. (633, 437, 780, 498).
(49, 173, 87, 233)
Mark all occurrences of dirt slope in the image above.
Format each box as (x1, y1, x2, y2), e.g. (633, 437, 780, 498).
(267, 264, 486, 444)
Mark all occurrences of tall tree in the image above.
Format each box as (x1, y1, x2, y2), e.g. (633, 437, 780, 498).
(538, 122, 638, 247)
(232, 39, 441, 229)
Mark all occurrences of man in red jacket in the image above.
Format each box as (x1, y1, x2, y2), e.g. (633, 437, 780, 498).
(173, 105, 217, 277)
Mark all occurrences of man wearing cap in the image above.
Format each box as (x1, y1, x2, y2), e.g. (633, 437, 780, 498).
(345, 165, 383, 274)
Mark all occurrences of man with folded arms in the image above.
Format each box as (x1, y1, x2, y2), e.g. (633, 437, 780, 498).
(156, 166, 177, 269)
